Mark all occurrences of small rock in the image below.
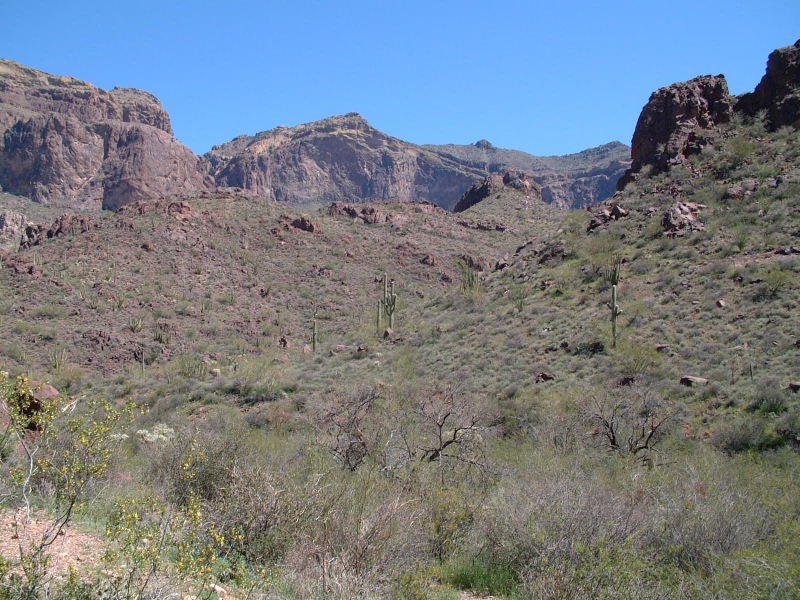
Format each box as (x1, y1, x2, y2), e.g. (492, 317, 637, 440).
(716, 299, 728, 308)
(656, 344, 671, 353)
(535, 372, 556, 383)
(209, 368, 221, 377)
(680, 375, 709, 387)
(383, 328, 394, 340)
(290, 217, 318, 233)
(788, 382, 800, 393)
(494, 254, 510, 271)
(420, 254, 436, 266)
(303, 344, 313, 354)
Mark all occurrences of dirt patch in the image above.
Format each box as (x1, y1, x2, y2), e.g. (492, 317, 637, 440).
(0, 510, 106, 575)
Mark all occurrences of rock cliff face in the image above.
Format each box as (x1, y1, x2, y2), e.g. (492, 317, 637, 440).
(737, 40, 800, 128)
(208, 115, 629, 211)
(0, 60, 211, 210)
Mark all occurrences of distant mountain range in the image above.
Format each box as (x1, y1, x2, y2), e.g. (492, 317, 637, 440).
(0, 59, 629, 212)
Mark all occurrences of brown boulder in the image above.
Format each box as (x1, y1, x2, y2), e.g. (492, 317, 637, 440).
(587, 202, 629, 232)
(290, 217, 318, 233)
(680, 375, 709, 387)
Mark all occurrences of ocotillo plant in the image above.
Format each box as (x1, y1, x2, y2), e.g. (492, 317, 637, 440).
(603, 254, 624, 348)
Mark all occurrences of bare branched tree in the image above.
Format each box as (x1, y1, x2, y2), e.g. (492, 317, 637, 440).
(580, 388, 676, 462)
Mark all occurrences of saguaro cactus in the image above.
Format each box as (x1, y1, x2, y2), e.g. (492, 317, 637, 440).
(310, 307, 319, 353)
(603, 255, 624, 348)
(378, 274, 398, 334)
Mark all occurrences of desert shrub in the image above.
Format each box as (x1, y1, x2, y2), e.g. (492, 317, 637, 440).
(746, 380, 788, 414)
(711, 415, 785, 454)
(144, 419, 244, 505)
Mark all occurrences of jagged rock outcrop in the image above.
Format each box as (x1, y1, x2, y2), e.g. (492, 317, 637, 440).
(737, 40, 800, 128)
(0, 60, 211, 210)
(621, 75, 734, 188)
(453, 171, 541, 212)
(586, 201, 629, 232)
(20, 213, 97, 248)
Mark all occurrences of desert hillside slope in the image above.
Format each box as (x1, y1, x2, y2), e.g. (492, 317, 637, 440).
(0, 40, 799, 600)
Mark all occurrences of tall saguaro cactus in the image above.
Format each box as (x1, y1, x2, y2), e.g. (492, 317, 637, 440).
(603, 255, 624, 348)
(311, 308, 318, 353)
(378, 274, 398, 335)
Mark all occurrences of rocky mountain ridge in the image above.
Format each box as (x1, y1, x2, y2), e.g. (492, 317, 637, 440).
(0, 60, 629, 214)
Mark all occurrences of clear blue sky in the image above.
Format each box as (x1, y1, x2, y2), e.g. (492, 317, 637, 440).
(2, 0, 798, 156)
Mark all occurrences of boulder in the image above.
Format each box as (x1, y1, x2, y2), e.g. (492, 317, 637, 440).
(680, 376, 709, 387)
(662, 202, 706, 236)
(0, 210, 26, 251)
(290, 217, 318, 233)
(587, 202, 629, 232)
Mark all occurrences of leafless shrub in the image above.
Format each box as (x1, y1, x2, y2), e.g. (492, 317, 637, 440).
(579, 387, 676, 462)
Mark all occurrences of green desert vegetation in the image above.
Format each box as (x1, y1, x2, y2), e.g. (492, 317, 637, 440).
(0, 118, 799, 599)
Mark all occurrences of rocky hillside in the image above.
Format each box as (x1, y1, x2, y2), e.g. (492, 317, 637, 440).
(0, 60, 211, 210)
